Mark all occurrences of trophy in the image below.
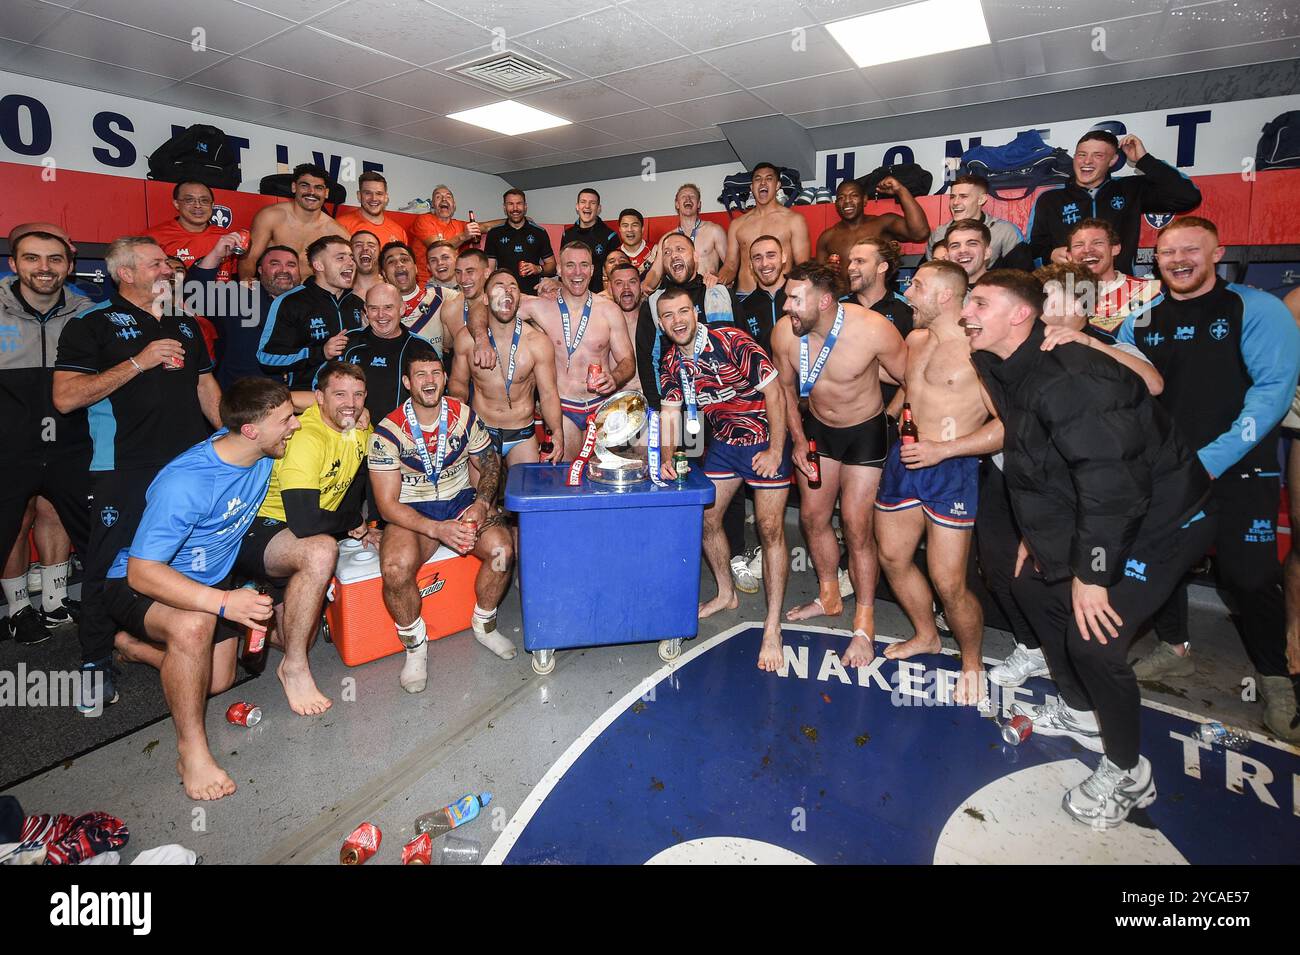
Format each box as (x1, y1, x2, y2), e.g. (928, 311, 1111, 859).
(586, 390, 651, 488)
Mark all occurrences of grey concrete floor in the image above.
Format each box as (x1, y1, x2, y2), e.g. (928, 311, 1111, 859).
(4, 510, 1285, 864)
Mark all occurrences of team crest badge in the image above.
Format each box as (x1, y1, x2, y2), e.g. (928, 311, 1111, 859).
(209, 205, 233, 229)
(100, 507, 119, 527)
(1209, 318, 1230, 341)
(1144, 213, 1175, 229)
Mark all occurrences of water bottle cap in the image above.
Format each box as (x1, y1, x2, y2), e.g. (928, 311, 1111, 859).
(480, 792, 493, 806)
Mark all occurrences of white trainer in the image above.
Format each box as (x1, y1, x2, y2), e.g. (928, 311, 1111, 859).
(745, 546, 763, 580)
(399, 640, 427, 693)
(1010, 697, 1104, 753)
(989, 644, 1049, 687)
(1063, 755, 1156, 829)
(731, 555, 760, 594)
(473, 615, 517, 660)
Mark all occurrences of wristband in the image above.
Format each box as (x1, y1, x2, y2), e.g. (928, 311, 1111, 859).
(218, 592, 229, 619)
(129, 357, 143, 373)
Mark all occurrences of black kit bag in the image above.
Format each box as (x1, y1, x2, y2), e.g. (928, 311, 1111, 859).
(856, 162, 933, 199)
(147, 124, 241, 190)
(1256, 111, 1300, 171)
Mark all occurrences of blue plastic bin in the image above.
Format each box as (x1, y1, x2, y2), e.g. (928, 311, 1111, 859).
(505, 463, 715, 653)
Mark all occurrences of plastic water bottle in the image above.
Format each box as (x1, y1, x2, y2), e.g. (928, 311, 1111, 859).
(414, 792, 492, 836)
(1196, 721, 1250, 750)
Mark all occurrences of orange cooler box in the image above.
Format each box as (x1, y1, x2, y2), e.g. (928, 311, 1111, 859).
(325, 538, 481, 666)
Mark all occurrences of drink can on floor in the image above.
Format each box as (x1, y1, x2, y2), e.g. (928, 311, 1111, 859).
(226, 701, 261, 728)
(1001, 714, 1032, 745)
(402, 832, 432, 865)
(340, 822, 382, 865)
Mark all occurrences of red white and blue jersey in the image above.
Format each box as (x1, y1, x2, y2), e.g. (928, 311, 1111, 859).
(368, 397, 490, 504)
(659, 326, 777, 446)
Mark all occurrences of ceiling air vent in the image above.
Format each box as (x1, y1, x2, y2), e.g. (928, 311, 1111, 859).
(452, 52, 568, 94)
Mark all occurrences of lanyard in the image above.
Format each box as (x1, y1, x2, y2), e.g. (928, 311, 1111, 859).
(798, 303, 844, 398)
(485, 316, 523, 409)
(647, 409, 666, 487)
(557, 293, 592, 368)
(678, 219, 701, 243)
(678, 323, 709, 435)
(566, 416, 600, 487)
(404, 397, 448, 487)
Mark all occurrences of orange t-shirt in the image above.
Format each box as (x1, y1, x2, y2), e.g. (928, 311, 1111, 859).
(336, 211, 409, 251)
(410, 215, 470, 286)
(145, 218, 237, 282)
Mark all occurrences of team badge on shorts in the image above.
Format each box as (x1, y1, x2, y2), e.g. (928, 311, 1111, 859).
(100, 507, 118, 527)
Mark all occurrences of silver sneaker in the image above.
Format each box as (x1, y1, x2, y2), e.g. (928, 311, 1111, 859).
(990, 644, 1049, 688)
(1132, 641, 1193, 681)
(1010, 697, 1104, 753)
(731, 555, 760, 594)
(1063, 756, 1156, 829)
(744, 545, 763, 580)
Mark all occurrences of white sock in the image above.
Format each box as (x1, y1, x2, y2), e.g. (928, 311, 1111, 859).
(2, 575, 30, 613)
(400, 640, 428, 693)
(41, 561, 69, 613)
(472, 603, 496, 621)
(1020, 643, 1045, 658)
(396, 616, 427, 649)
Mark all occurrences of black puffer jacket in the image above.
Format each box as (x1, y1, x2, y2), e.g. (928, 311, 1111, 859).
(974, 321, 1209, 586)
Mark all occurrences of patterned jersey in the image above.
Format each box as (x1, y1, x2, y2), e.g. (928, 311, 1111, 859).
(368, 397, 490, 504)
(1090, 272, 1161, 335)
(659, 326, 778, 446)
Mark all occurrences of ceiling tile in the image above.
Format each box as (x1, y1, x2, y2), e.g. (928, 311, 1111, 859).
(1, 0, 73, 44)
(246, 24, 418, 85)
(350, 129, 438, 155)
(512, 122, 621, 151)
(660, 89, 775, 125)
(259, 108, 383, 146)
(73, 0, 294, 55)
(514, 5, 687, 72)
(597, 55, 741, 106)
(415, 144, 499, 170)
(10, 45, 176, 97)
(302, 89, 436, 129)
(435, 0, 614, 41)
(28, 12, 227, 77)
(789, 99, 894, 128)
(230, 0, 349, 22)
(630, 128, 729, 151)
(388, 112, 504, 145)
(982, 0, 1174, 40)
(311, 0, 490, 65)
(700, 27, 858, 87)
(516, 79, 647, 122)
(360, 71, 497, 113)
(751, 70, 876, 114)
(184, 57, 348, 106)
(458, 136, 562, 161)
(623, 0, 815, 53)
(584, 107, 693, 138)
(157, 82, 287, 120)
(863, 44, 1004, 98)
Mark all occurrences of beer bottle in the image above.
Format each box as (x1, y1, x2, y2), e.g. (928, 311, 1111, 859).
(900, 403, 918, 445)
(538, 427, 554, 462)
(806, 439, 822, 489)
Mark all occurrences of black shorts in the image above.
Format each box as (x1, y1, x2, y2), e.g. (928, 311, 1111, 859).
(801, 409, 889, 467)
(233, 516, 290, 602)
(102, 575, 241, 644)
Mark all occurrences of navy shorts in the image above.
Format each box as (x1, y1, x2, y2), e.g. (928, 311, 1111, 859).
(875, 441, 979, 529)
(409, 487, 477, 522)
(703, 439, 792, 489)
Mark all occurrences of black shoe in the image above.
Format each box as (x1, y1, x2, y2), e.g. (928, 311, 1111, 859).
(41, 600, 79, 629)
(9, 605, 52, 646)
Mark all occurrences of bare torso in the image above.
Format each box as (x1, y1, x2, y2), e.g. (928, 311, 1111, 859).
(457, 320, 546, 430)
(902, 328, 988, 441)
(779, 305, 904, 427)
(729, 204, 810, 292)
(256, 203, 348, 275)
(817, 216, 901, 263)
(439, 289, 477, 341)
(522, 292, 621, 402)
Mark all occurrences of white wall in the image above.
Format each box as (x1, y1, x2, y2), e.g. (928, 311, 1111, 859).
(520, 162, 746, 224)
(0, 70, 509, 211)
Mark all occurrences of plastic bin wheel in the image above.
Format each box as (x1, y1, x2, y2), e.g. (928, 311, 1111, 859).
(657, 638, 682, 662)
(531, 648, 555, 675)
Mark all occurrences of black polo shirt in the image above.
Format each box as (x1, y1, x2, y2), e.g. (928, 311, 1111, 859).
(562, 219, 619, 292)
(55, 293, 213, 472)
(485, 222, 554, 295)
(341, 325, 433, 423)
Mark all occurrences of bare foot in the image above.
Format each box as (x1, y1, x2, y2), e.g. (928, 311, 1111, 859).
(884, 631, 943, 660)
(276, 660, 333, 716)
(176, 749, 236, 801)
(699, 592, 739, 619)
(785, 581, 843, 621)
(841, 629, 875, 668)
(113, 630, 162, 668)
(953, 667, 988, 706)
(757, 631, 784, 671)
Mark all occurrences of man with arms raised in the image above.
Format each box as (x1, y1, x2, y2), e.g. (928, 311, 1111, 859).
(926, 174, 1022, 262)
(241, 163, 348, 280)
(816, 177, 928, 270)
(876, 259, 1002, 703)
(771, 262, 907, 666)
(372, 344, 516, 693)
(656, 287, 791, 670)
(642, 184, 727, 292)
(105, 378, 294, 799)
(719, 163, 811, 294)
(450, 271, 564, 466)
(257, 235, 365, 390)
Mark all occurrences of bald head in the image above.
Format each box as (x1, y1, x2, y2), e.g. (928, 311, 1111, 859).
(365, 282, 404, 338)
